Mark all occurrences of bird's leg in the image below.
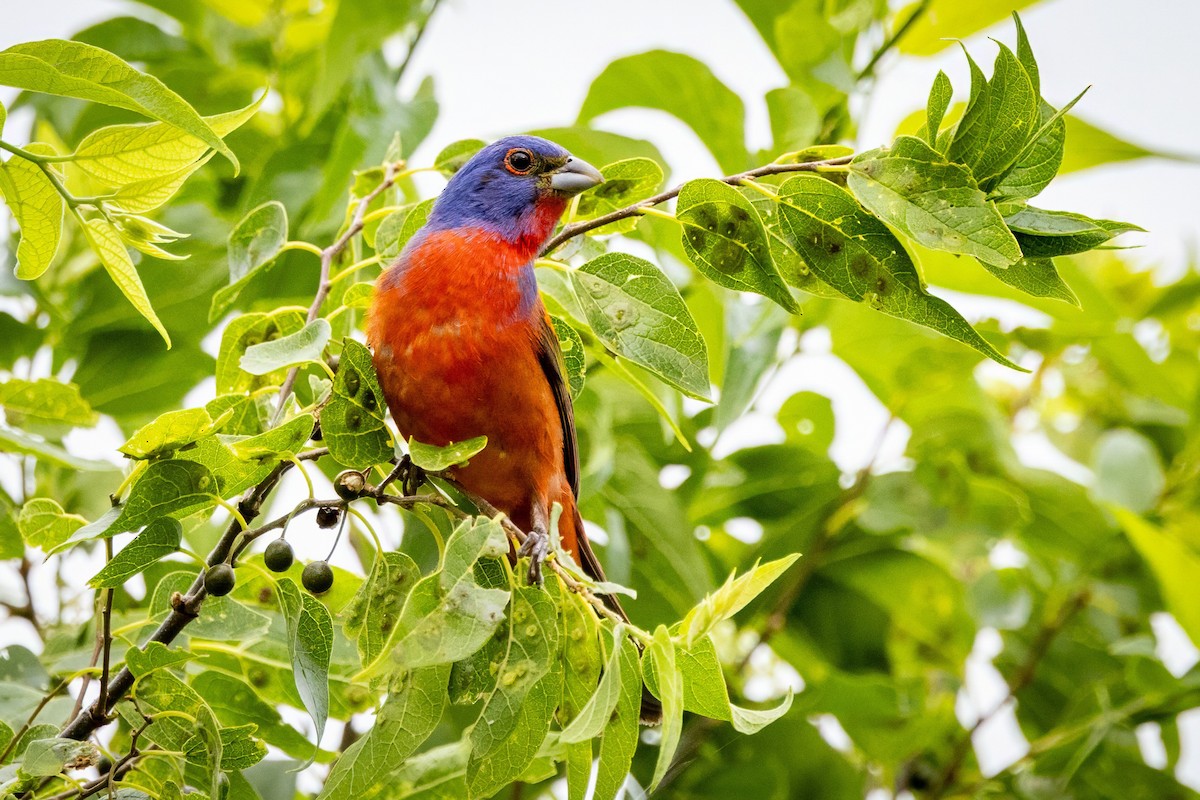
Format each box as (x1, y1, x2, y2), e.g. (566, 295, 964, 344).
(398, 454, 427, 496)
(518, 500, 550, 586)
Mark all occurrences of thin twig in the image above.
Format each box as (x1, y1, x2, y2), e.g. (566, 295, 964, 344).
(856, 0, 932, 81)
(927, 588, 1091, 798)
(539, 155, 853, 255)
(0, 678, 69, 763)
(272, 161, 403, 424)
(59, 459, 293, 741)
(92, 538, 115, 725)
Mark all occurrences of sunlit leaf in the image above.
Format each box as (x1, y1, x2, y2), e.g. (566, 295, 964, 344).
(677, 178, 798, 311)
(578, 50, 747, 173)
(210, 200, 289, 321)
(572, 253, 711, 400)
(239, 318, 330, 375)
(408, 436, 487, 472)
(321, 339, 393, 469)
(88, 517, 182, 588)
(80, 217, 171, 347)
(772, 175, 1022, 369)
(849, 136, 1021, 267)
(0, 39, 237, 168)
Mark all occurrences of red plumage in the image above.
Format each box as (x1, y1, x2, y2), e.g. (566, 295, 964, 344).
(367, 221, 584, 559)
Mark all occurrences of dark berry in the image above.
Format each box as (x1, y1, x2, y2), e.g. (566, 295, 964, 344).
(302, 560, 335, 594)
(334, 470, 365, 500)
(316, 506, 340, 529)
(204, 563, 236, 596)
(264, 538, 295, 573)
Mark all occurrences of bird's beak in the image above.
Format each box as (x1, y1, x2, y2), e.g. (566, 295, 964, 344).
(549, 156, 604, 195)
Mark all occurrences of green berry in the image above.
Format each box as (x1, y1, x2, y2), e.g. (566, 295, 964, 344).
(204, 563, 236, 596)
(302, 560, 335, 594)
(264, 538, 295, 573)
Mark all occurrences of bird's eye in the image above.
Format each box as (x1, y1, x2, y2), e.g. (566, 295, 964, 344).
(505, 148, 535, 175)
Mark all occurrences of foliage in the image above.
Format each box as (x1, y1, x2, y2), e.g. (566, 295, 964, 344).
(1, 2, 1198, 800)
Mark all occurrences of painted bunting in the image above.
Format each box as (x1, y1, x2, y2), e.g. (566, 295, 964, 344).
(368, 136, 660, 721)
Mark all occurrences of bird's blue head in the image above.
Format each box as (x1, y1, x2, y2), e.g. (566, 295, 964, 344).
(424, 135, 603, 248)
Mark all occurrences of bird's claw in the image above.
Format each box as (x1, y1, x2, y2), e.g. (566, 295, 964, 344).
(398, 455, 427, 496)
(518, 527, 549, 586)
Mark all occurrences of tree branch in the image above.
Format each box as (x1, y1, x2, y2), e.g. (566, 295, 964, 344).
(539, 155, 853, 256)
(272, 161, 403, 424)
(58, 459, 292, 741)
(927, 588, 1092, 798)
(856, 0, 932, 81)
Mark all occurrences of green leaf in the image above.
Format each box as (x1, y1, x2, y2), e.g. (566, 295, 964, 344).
(551, 317, 586, 400)
(112, 459, 217, 534)
(80, 217, 171, 347)
(377, 199, 434, 262)
(0, 378, 96, 428)
(647, 625, 682, 792)
(0, 145, 64, 280)
(321, 339, 393, 469)
(772, 175, 1023, 370)
(643, 634, 792, 732)
(1005, 206, 1142, 257)
(578, 50, 747, 173)
(227, 413, 313, 461)
(89, 518, 182, 588)
(16, 738, 99, 778)
(278, 578, 334, 761)
(681, 555, 799, 646)
(977, 256, 1078, 306)
(925, 71, 952, 146)
(341, 551, 421, 666)
(317, 665, 450, 799)
(897, 0, 1042, 56)
(407, 436, 487, 472)
(240, 318, 330, 376)
(359, 519, 510, 679)
(992, 99, 1064, 200)
(150, 571, 271, 641)
(17, 498, 86, 551)
(0, 426, 112, 472)
(574, 158, 664, 235)
(119, 407, 218, 459)
(343, 281, 375, 310)
(571, 253, 711, 399)
(194, 671, 331, 764)
(765, 86, 819, 154)
(1059, 115, 1184, 174)
(592, 633, 642, 800)
(215, 308, 307, 393)
(71, 97, 259, 186)
(0, 39, 237, 169)
(1093, 429, 1164, 513)
(121, 670, 227, 792)
(465, 585, 560, 797)
(948, 43, 1039, 189)
(560, 625, 623, 743)
(1119, 511, 1200, 646)
(434, 139, 486, 175)
(210, 201, 290, 321)
(125, 641, 194, 678)
(847, 135, 1022, 267)
(676, 178, 798, 312)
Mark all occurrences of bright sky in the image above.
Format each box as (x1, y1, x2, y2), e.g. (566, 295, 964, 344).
(3, 0, 1200, 790)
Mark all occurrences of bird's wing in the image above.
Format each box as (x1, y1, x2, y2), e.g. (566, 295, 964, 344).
(534, 312, 580, 497)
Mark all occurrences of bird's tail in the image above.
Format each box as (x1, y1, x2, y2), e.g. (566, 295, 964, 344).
(559, 490, 663, 725)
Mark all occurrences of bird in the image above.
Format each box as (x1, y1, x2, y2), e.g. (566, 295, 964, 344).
(367, 135, 661, 722)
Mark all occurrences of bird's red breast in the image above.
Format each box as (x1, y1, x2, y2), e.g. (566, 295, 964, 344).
(367, 222, 574, 539)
